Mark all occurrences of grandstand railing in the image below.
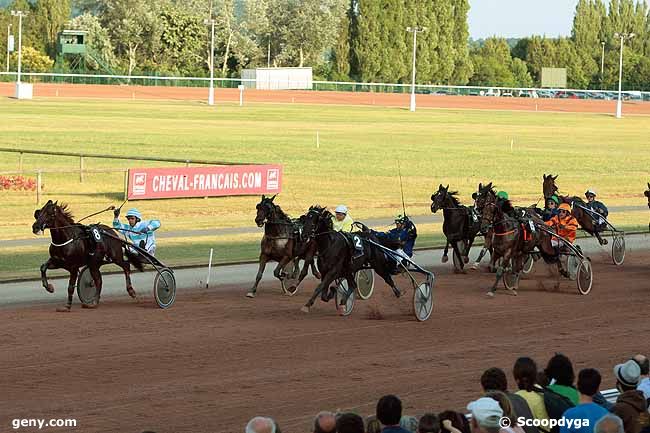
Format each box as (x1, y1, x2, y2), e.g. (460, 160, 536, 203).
(1, 72, 649, 101)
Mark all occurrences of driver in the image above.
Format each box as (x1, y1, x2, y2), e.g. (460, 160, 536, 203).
(544, 203, 578, 247)
(113, 208, 161, 256)
(332, 205, 354, 232)
(372, 215, 417, 263)
(584, 189, 608, 230)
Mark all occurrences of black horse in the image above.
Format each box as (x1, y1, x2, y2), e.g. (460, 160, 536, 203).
(247, 195, 319, 298)
(430, 184, 481, 272)
(32, 200, 144, 311)
(299, 206, 402, 313)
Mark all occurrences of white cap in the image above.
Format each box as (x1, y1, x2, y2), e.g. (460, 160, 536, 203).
(335, 205, 348, 214)
(585, 188, 597, 197)
(467, 397, 503, 429)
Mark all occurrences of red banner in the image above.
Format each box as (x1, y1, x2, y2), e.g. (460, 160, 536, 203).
(127, 165, 282, 200)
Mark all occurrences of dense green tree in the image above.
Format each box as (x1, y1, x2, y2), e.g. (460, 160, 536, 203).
(450, 0, 472, 84)
(69, 12, 117, 71)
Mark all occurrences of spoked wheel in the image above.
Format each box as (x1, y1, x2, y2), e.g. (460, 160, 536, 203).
(521, 254, 534, 275)
(153, 268, 176, 309)
(566, 255, 579, 281)
(576, 259, 593, 295)
(503, 271, 519, 291)
(412, 277, 434, 322)
(334, 279, 355, 316)
(77, 266, 99, 306)
(280, 261, 299, 296)
(612, 234, 625, 266)
(355, 269, 375, 300)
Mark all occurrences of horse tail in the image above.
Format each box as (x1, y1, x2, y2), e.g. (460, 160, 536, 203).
(125, 248, 146, 272)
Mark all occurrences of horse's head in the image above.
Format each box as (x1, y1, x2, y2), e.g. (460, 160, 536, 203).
(32, 200, 63, 234)
(542, 174, 559, 199)
(474, 182, 496, 213)
(645, 182, 650, 209)
(254, 194, 277, 227)
(480, 201, 501, 233)
(301, 205, 331, 241)
(430, 184, 456, 213)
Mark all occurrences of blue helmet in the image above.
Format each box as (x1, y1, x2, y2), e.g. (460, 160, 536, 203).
(125, 208, 142, 220)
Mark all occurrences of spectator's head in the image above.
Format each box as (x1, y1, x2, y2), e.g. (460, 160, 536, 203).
(594, 415, 624, 433)
(313, 411, 336, 433)
(439, 411, 471, 433)
(467, 397, 503, 433)
(245, 416, 276, 433)
(632, 355, 649, 377)
(480, 368, 508, 392)
(513, 357, 538, 392)
(401, 416, 419, 433)
(377, 394, 403, 426)
(366, 415, 382, 433)
(485, 390, 516, 426)
(336, 412, 364, 433)
(614, 360, 641, 391)
(418, 414, 440, 433)
(545, 353, 575, 387)
(577, 368, 602, 398)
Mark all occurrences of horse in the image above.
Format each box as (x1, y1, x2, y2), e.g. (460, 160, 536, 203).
(299, 206, 402, 313)
(32, 200, 144, 312)
(542, 174, 607, 245)
(430, 184, 481, 272)
(471, 182, 498, 269)
(247, 195, 319, 298)
(645, 182, 650, 208)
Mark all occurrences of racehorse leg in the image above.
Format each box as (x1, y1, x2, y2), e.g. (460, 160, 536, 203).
(309, 259, 322, 280)
(487, 256, 505, 297)
(594, 231, 607, 246)
(340, 273, 357, 305)
(472, 247, 488, 270)
(374, 267, 401, 298)
(40, 258, 61, 293)
(289, 257, 313, 293)
(301, 268, 338, 313)
(273, 256, 292, 280)
(451, 242, 465, 273)
(290, 257, 301, 279)
(247, 255, 268, 298)
(82, 266, 103, 309)
(441, 241, 449, 263)
(117, 259, 138, 302)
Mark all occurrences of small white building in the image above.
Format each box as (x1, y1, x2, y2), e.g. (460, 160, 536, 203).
(241, 67, 313, 90)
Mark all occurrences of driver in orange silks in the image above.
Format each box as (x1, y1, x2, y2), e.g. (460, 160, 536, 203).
(545, 203, 578, 246)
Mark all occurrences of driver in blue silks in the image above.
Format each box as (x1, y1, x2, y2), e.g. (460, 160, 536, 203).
(113, 208, 161, 256)
(372, 215, 417, 262)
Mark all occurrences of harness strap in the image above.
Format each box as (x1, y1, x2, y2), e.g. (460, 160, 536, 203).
(494, 229, 517, 237)
(51, 238, 75, 247)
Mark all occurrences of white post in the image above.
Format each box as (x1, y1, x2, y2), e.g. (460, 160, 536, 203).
(267, 35, 271, 68)
(205, 248, 213, 288)
(238, 84, 244, 106)
(206, 19, 216, 106)
(600, 41, 605, 82)
(407, 26, 426, 112)
(10, 11, 24, 84)
(615, 32, 634, 119)
(5, 24, 10, 73)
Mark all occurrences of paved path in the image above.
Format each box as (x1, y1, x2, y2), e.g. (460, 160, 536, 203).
(1, 232, 646, 307)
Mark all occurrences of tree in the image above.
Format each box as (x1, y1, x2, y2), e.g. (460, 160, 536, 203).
(450, 0, 472, 84)
(12, 45, 54, 71)
(353, 0, 383, 82)
(69, 13, 118, 71)
(431, 0, 455, 83)
(511, 58, 533, 87)
(158, 4, 205, 75)
(469, 37, 516, 87)
(34, 0, 72, 58)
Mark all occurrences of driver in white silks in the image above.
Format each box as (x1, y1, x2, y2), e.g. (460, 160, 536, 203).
(113, 208, 161, 256)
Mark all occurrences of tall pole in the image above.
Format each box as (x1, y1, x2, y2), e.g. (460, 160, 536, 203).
(205, 19, 215, 106)
(407, 26, 426, 112)
(615, 32, 634, 119)
(11, 11, 25, 84)
(267, 34, 271, 68)
(600, 41, 605, 83)
(5, 24, 10, 73)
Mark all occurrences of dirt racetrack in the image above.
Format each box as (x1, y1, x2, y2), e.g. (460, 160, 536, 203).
(1, 249, 649, 433)
(1, 82, 650, 115)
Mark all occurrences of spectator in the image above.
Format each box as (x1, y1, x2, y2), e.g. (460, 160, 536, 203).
(401, 416, 419, 433)
(336, 412, 365, 433)
(545, 354, 580, 405)
(418, 414, 440, 433)
(481, 367, 537, 433)
(467, 397, 503, 433)
(245, 416, 277, 433)
(485, 391, 525, 433)
(632, 355, 650, 401)
(594, 415, 625, 433)
(513, 357, 551, 425)
(367, 416, 382, 433)
(377, 395, 410, 433)
(560, 368, 609, 433)
(439, 411, 471, 433)
(313, 411, 337, 433)
(611, 360, 647, 433)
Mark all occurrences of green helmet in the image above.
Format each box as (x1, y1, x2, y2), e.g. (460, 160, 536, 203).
(548, 195, 560, 205)
(496, 191, 509, 200)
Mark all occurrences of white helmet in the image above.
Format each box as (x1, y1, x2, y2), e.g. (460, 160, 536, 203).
(335, 205, 348, 214)
(585, 188, 597, 197)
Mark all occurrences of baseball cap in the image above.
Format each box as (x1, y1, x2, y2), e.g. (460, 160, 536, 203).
(467, 397, 503, 429)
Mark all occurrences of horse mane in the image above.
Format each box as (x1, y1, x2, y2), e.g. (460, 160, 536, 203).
(446, 191, 462, 207)
(56, 203, 76, 224)
(269, 201, 291, 222)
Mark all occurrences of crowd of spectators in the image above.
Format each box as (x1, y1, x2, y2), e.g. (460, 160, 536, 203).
(244, 354, 650, 433)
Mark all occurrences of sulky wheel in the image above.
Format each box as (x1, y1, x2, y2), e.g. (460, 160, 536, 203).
(521, 254, 534, 275)
(355, 269, 375, 300)
(153, 268, 176, 309)
(576, 259, 593, 295)
(412, 277, 434, 322)
(566, 255, 579, 281)
(612, 234, 625, 266)
(503, 271, 520, 292)
(280, 260, 299, 296)
(77, 266, 99, 306)
(334, 278, 355, 316)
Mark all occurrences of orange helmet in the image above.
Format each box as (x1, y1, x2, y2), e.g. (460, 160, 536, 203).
(558, 203, 572, 213)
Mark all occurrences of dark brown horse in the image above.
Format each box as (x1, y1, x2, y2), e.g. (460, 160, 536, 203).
(32, 200, 144, 312)
(471, 182, 497, 269)
(542, 174, 606, 245)
(645, 182, 650, 208)
(430, 184, 481, 272)
(247, 195, 319, 298)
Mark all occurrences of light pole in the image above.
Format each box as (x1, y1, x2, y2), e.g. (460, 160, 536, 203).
(614, 32, 635, 119)
(6, 23, 11, 73)
(600, 41, 605, 83)
(205, 18, 216, 106)
(406, 26, 426, 112)
(267, 34, 271, 68)
(10, 10, 26, 84)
